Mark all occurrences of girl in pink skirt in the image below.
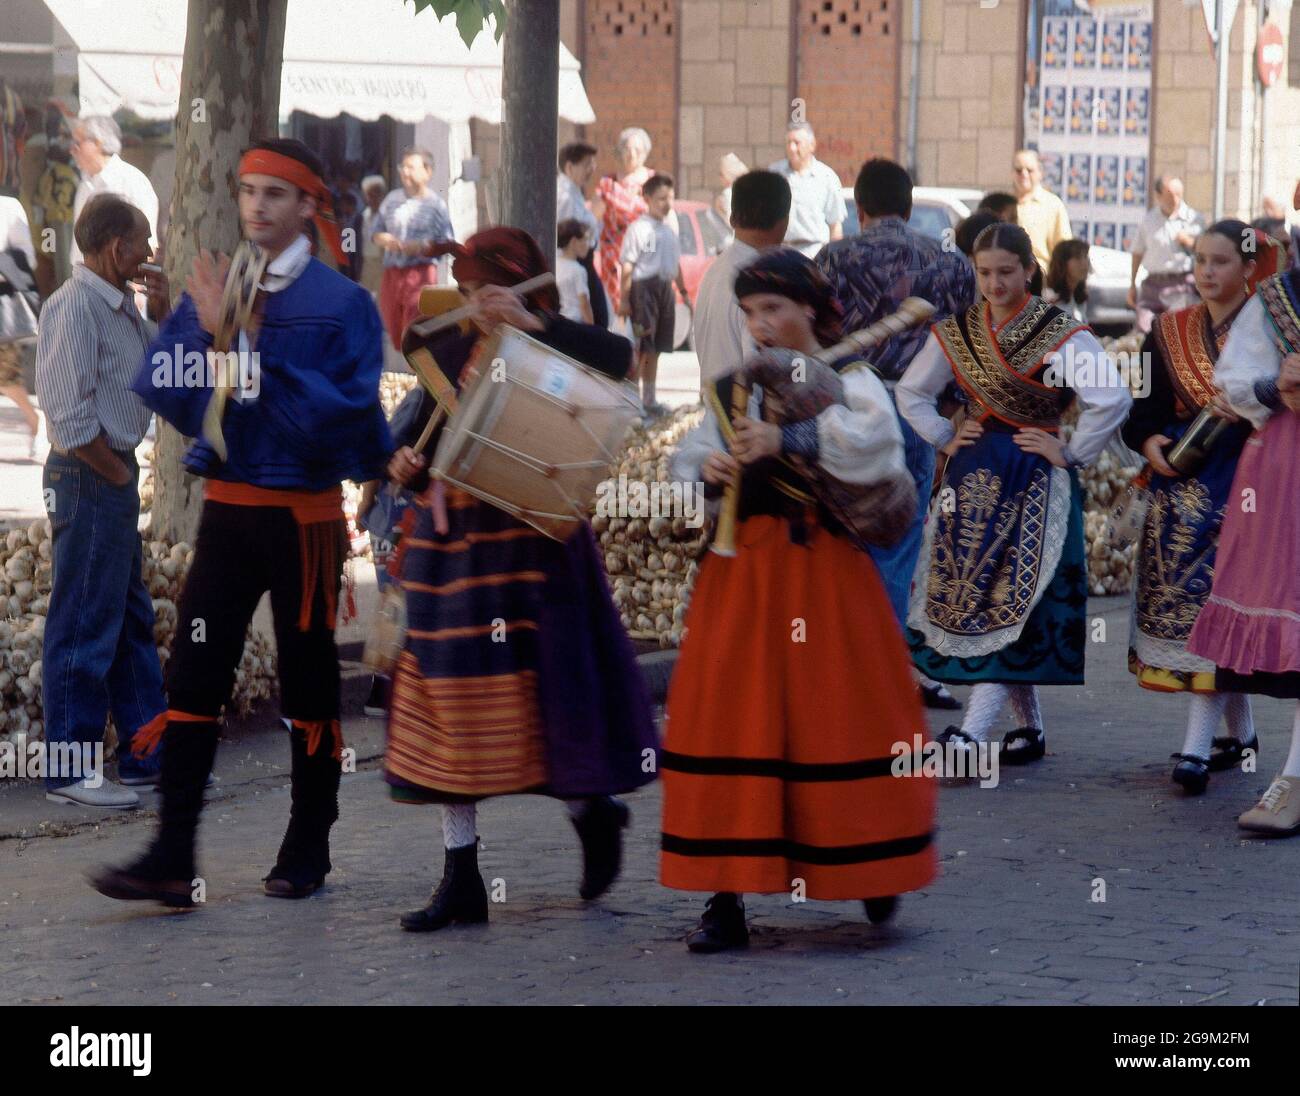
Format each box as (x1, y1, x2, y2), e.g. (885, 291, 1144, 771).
(1187, 268, 1300, 835)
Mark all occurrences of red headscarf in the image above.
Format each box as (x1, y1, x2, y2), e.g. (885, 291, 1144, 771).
(238, 148, 347, 267)
(449, 226, 560, 312)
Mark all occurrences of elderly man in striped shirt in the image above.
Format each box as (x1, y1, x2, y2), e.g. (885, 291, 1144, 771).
(36, 194, 170, 808)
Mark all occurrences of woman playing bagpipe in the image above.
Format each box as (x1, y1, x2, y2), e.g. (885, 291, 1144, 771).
(383, 227, 656, 931)
(1185, 251, 1300, 836)
(897, 223, 1131, 768)
(662, 249, 936, 953)
(1121, 222, 1280, 796)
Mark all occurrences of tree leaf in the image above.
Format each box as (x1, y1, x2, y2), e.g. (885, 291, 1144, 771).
(408, 0, 504, 46)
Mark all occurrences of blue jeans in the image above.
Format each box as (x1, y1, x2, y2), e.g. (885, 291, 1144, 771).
(41, 450, 166, 789)
(867, 391, 935, 629)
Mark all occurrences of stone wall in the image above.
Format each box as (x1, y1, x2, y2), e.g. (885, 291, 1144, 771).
(796, 0, 899, 186)
(676, 1, 793, 203)
(901, 0, 1023, 189)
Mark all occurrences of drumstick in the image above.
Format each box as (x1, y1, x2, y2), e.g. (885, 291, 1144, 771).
(412, 403, 447, 455)
(711, 380, 750, 558)
(407, 272, 556, 339)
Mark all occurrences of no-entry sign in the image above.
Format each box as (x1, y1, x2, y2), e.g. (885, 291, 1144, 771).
(1258, 21, 1285, 87)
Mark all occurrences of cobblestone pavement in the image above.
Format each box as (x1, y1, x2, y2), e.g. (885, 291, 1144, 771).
(2, 598, 1298, 1006)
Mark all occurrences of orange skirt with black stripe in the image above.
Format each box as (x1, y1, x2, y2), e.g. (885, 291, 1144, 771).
(661, 515, 937, 900)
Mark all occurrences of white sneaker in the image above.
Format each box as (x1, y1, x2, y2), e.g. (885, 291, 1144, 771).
(46, 775, 141, 809)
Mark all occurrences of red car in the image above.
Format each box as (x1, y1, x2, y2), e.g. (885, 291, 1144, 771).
(669, 199, 731, 349)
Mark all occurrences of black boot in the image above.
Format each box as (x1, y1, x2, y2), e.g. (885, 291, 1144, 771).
(88, 720, 220, 909)
(685, 892, 749, 953)
(863, 896, 899, 924)
(572, 795, 630, 900)
(400, 844, 489, 932)
(264, 724, 341, 898)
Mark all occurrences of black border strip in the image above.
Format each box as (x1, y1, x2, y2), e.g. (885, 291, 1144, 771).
(661, 831, 934, 866)
(659, 750, 902, 781)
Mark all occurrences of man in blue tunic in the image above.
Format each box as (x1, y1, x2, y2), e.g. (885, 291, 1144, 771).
(90, 138, 391, 908)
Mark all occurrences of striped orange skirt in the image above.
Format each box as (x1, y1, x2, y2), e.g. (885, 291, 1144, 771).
(661, 514, 937, 900)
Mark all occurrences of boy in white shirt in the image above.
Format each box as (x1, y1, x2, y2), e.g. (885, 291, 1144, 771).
(618, 173, 686, 415)
(556, 218, 593, 324)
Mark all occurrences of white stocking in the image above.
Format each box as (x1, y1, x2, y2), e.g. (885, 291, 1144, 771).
(959, 683, 1010, 743)
(1282, 703, 1300, 779)
(1007, 685, 1042, 731)
(1223, 692, 1255, 743)
(1181, 693, 1228, 760)
(441, 803, 477, 850)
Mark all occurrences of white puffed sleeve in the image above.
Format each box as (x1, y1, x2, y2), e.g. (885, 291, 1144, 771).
(895, 331, 958, 449)
(1214, 294, 1282, 431)
(668, 405, 724, 486)
(669, 386, 765, 486)
(815, 366, 909, 487)
(1060, 328, 1133, 467)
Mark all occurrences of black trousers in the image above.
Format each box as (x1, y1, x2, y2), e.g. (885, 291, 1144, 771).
(166, 500, 345, 723)
(579, 249, 609, 328)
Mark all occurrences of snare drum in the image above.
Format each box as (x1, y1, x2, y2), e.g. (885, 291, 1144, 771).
(432, 324, 643, 540)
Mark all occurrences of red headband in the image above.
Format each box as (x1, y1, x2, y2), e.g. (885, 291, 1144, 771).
(238, 148, 346, 267)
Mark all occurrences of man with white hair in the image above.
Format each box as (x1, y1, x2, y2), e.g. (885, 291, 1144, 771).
(769, 123, 844, 258)
(69, 116, 159, 266)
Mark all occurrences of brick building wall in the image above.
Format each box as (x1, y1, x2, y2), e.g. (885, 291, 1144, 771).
(580, 0, 679, 182)
(795, 0, 898, 186)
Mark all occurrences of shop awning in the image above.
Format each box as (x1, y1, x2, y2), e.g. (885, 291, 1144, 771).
(44, 0, 595, 125)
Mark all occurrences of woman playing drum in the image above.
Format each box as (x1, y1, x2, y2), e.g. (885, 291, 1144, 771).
(383, 227, 656, 932)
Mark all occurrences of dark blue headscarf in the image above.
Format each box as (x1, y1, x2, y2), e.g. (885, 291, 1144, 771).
(733, 246, 843, 346)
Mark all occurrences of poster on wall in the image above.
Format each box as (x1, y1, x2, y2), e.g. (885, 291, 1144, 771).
(1023, 1, 1153, 256)
(1094, 155, 1119, 206)
(1123, 155, 1147, 207)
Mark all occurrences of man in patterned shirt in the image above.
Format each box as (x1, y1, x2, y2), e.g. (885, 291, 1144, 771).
(370, 147, 456, 349)
(817, 158, 976, 710)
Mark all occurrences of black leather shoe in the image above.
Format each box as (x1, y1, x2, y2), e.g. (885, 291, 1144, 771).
(1207, 734, 1258, 773)
(934, 726, 979, 779)
(400, 844, 489, 932)
(264, 876, 324, 899)
(863, 895, 899, 924)
(685, 892, 749, 953)
(1002, 727, 1046, 766)
(1171, 754, 1210, 796)
(88, 865, 196, 909)
(919, 682, 962, 710)
(573, 796, 630, 901)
